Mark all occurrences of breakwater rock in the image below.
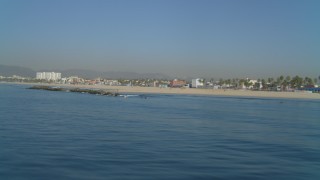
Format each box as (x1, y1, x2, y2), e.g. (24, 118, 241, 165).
(28, 85, 119, 96)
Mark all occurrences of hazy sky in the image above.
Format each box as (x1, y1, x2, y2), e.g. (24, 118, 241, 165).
(0, 0, 319, 78)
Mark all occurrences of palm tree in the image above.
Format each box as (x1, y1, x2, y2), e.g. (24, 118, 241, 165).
(281, 80, 287, 91)
(303, 76, 314, 86)
(261, 79, 266, 90)
(314, 78, 318, 85)
(267, 77, 275, 87)
(291, 75, 303, 89)
(218, 78, 224, 86)
(286, 76, 291, 82)
(243, 79, 253, 89)
(200, 79, 206, 87)
(285, 76, 291, 89)
(239, 79, 246, 89)
(279, 75, 284, 82)
(276, 77, 281, 87)
(253, 82, 260, 90)
(231, 78, 236, 88)
(225, 79, 231, 87)
(278, 75, 284, 88)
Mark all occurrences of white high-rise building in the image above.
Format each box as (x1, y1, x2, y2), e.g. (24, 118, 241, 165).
(36, 72, 61, 81)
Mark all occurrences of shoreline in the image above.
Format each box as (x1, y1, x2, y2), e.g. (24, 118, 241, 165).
(2, 82, 320, 100)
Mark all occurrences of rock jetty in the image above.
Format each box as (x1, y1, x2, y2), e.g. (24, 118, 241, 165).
(28, 85, 119, 96)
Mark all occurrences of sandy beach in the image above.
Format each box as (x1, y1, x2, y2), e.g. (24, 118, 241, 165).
(6, 82, 320, 100)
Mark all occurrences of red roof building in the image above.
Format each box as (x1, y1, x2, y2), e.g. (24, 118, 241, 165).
(170, 79, 186, 87)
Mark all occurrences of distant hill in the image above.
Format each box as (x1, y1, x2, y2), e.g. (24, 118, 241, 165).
(61, 69, 171, 79)
(100, 71, 171, 80)
(0, 65, 171, 79)
(59, 69, 101, 79)
(0, 65, 35, 77)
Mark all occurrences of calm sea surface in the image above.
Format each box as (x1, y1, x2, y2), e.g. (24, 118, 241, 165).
(0, 83, 320, 180)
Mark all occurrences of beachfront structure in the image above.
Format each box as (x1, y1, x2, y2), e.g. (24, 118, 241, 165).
(249, 79, 263, 89)
(192, 78, 204, 88)
(159, 84, 169, 88)
(170, 79, 186, 88)
(61, 76, 85, 84)
(239, 79, 263, 89)
(36, 72, 61, 81)
(103, 80, 120, 86)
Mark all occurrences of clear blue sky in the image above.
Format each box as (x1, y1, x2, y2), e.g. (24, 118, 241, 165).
(0, 0, 319, 78)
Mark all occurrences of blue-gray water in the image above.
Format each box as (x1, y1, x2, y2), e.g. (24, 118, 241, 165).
(1, 84, 320, 180)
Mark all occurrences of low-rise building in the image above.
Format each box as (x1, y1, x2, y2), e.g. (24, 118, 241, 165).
(103, 79, 121, 86)
(192, 78, 204, 88)
(159, 84, 169, 88)
(170, 79, 186, 88)
(62, 76, 84, 84)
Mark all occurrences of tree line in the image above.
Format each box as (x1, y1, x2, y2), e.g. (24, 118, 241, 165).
(206, 75, 319, 90)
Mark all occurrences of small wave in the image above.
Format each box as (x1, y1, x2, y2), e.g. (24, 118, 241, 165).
(119, 94, 139, 97)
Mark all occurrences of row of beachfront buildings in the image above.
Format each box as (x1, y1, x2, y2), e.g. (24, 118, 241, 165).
(1, 72, 318, 91)
(34, 72, 204, 88)
(4, 71, 315, 91)
(34, 72, 207, 88)
(0, 71, 290, 90)
(36, 72, 231, 88)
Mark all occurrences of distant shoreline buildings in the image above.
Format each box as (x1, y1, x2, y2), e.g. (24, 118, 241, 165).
(0, 71, 318, 93)
(36, 72, 61, 81)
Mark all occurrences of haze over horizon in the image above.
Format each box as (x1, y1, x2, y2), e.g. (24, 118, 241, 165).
(1, 0, 319, 79)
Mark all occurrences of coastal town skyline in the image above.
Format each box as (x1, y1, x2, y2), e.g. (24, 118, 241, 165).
(1, 68, 319, 90)
(1, 0, 319, 78)
(1, 64, 319, 81)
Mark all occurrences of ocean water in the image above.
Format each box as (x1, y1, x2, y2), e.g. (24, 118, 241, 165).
(0, 84, 320, 180)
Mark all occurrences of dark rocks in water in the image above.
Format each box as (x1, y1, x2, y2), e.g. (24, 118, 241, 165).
(28, 85, 119, 96)
(69, 88, 118, 96)
(28, 86, 63, 91)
